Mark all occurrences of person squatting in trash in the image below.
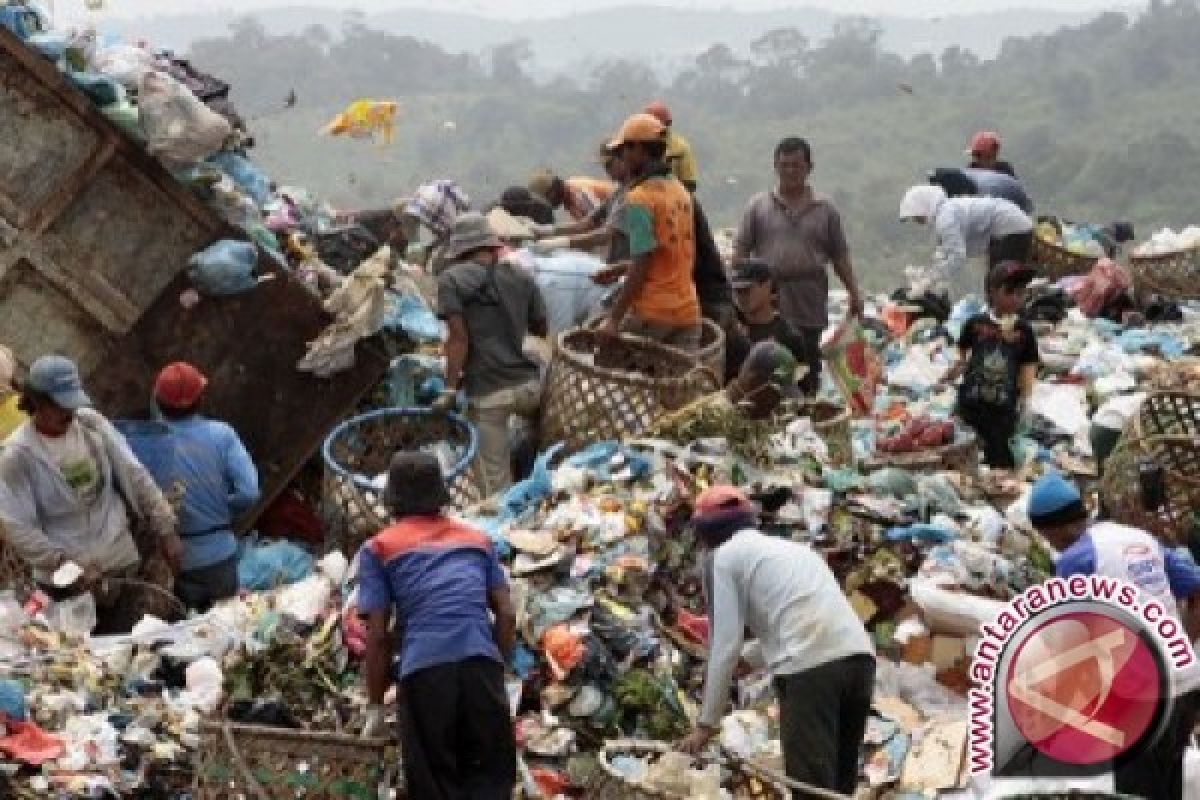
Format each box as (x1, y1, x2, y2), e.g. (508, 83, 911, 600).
(946, 261, 1040, 469)
(677, 486, 876, 796)
(0, 355, 181, 632)
(150, 362, 260, 611)
(724, 258, 813, 388)
(357, 451, 517, 800)
(1023, 472, 1200, 799)
(433, 211, 548, 497)
(595, 113, 702, 352)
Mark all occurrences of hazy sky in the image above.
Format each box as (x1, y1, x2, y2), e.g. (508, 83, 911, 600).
(51, 0, 1137, 22)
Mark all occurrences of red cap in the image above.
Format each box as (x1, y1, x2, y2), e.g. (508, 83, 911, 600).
(155, 362, 208, 409)
(644, 100, 672, 126)
(694, 485, 756, 519)
(968, 131, 1000, 157)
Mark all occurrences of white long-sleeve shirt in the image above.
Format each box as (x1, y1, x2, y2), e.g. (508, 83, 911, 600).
(933, 196, 1033, 287)
(699, 529, 875, 727)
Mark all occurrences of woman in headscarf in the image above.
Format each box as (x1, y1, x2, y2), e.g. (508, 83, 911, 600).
(899, 184, 1033, 295)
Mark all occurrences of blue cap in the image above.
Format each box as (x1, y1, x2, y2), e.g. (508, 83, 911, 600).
(27, 355, 91, 411)
(1028, 471, 1086, 527)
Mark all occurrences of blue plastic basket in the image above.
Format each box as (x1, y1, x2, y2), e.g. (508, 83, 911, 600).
(321, 408, 481, 551)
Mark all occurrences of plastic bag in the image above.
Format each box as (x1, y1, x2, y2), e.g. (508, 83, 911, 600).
(821, 317, 881, 417)
(67, 70, 122, 107)
(384, 291, 444, 343)
(188, 239, 258, 296)
(319, 99, 399, 144)
(92, 44, 155, 87)
(1070, 258, 1131, 318)
(138, 71, 231, 168)
(237, 537, 314, 591)
(207, 152, 271, 206)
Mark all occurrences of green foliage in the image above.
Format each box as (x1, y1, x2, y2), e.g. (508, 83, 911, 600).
(191, 1, 1200, 290)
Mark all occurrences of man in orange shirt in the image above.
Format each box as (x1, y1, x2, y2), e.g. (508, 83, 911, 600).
(527, 169, 615, 223)
(597, 113, 700, 351)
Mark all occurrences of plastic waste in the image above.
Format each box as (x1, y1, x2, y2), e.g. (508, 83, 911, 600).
(319, 99, 399, 143)
(45, 593, 97, 637)
(384, 291, 444, 342)
(237, 536, 315, 591)
(188, 239, 258, 296)
(821, 317, 881, 416)
(66, 70, 122, 107)
(207, 151, 272, 206)
(138, 71, 232, 168)
(0, 679, 26, 721)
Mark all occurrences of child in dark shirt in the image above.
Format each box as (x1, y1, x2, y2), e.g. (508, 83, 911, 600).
(947, 261, 1040, 468)
(727, 259, 813, 390)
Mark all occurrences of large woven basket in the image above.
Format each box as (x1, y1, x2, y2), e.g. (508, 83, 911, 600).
(802, 399, 853, 467)
(861, 429, 979, 478)
(194, 722, 395, 800)
(1032, 234, 1100, 281)
(321, 408, 481, 554)
(98, 577, 187, 635)
(587, 317, 726, 382)
(0, 534, 31, 596)
(541, 330, 721, 452)
(1130, 245, 1200, 301)
(586, 739, 791, 799)
(1101, 391, 1200, 544)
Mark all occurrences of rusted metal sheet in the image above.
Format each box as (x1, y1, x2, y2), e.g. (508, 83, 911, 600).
(0, 27, 389, 524)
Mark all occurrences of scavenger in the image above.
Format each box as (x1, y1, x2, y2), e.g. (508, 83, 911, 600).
(899, 184, 1033, 294)
(1026, 472, 1200, 800)
(947, 261, 1040, 469)
(597, 113, 701, 351)
(434, 212, 548, 496)
(725, 258, 813, 388)
(0, 355, 180, 630)
(734, 137, 865, 391)
(150, 362, 260, 611)
(966, 130, 1018, 177)
(677, 486, 876, 795)
(358, 452, 517, 799)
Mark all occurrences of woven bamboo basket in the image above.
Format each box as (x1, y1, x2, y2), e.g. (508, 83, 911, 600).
(802, 399, 853, 467)
(99, 577, 187, 635)
(1031, 234, 1101, 281)
(1101, 391, 1200, 544)
(542, 330, 721, 452)
(194, 722, 396, 800)
(586, 317, 726, 382)
(1129, 244, 1200, 301)
(585, 739, 790, 799)
(0, 533, 32, 596)
(861, 429, 979, 477)
(321, 408, 481, 555)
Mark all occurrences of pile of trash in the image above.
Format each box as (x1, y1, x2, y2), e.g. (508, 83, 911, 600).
(1133, 225, 1200, 257)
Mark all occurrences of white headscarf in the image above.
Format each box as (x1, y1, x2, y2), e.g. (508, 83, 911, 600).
(899, 185, 947, 221)
(0, 346, 14, 394)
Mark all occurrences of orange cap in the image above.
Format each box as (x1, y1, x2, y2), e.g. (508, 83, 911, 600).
(644, 100, 672, 126)
(694, 485, 756, 518)
(968, 131, 1000, 157)
(155, 361, 208, 409)
(607, 113, 666, 150)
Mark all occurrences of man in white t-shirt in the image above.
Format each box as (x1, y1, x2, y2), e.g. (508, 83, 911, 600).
(1028, 472, 1200, 799)
(0, 356, 179, 630)
(677, 485, 876, 795)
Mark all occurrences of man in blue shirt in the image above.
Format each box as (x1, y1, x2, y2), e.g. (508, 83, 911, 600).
(152, 362, 259, 610)
(357, 451, 516, 800)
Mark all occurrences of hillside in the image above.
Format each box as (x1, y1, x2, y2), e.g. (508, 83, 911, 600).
(184, 1, 1200, 290)
(103, 4, 1102, 74)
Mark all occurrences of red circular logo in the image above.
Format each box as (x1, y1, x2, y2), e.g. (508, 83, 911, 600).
(1005, 610, 1164, 766)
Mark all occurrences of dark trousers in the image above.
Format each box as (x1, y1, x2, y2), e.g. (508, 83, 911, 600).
(988, 231, 1034, 269)
(397, 657, 516, 800)
(175, 555, 239, 612)
(775, 654, 875, 796)
(1114, 689, 1199, 800)
(798, 327, 823, 396)
(958, 404, 1017, 468)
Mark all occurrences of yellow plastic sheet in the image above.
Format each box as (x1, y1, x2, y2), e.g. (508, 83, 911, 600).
(318, 99, 399, 144)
